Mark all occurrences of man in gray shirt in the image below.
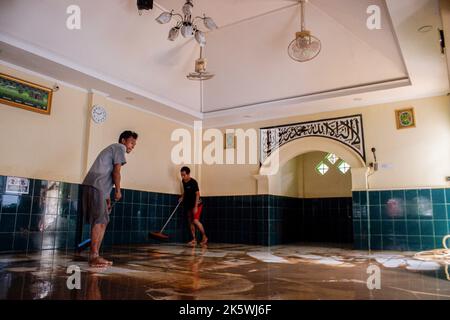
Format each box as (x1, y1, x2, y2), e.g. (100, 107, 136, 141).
(82, 130, 138, 267)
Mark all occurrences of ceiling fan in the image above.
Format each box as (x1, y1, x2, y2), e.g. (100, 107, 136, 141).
(287, 0, 321, 62)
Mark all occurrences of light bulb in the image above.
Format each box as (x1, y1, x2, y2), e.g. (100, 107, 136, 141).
(181, 23, 194, 38)
(203, 17, 218, 30)
(156, 12, 172, 24)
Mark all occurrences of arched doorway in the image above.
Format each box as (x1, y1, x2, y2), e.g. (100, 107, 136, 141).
(255, 137, 367, 247)
(255, 137, 367, 194)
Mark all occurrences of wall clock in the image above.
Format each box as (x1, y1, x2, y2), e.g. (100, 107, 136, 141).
(91, 105, 107, 124)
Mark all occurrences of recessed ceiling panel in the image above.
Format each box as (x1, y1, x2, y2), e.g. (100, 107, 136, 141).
(202, 0, 409, 112)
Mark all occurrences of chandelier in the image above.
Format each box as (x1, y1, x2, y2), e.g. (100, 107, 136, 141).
(287, 0, 321, 62)
(155, 0, 218, 47)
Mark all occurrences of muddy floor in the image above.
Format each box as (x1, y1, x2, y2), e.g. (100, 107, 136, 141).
(0, 243, 449, 300)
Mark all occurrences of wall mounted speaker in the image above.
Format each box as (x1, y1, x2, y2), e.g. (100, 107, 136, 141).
(137, 0, 153, 11)
(439, 29, 446, 54)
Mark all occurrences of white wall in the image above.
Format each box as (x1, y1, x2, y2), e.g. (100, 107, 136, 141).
(1, 63, 449, 196)
(0, 63, 192, 194)
(269, 152, 352, 198)
(0, 64, 89, 183)
(201, 95, 450, 195)
(269, 156, 299, 198)
(301, 152, 352, 198)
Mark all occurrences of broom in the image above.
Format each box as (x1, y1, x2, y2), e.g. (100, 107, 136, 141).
(148, 201, 182, 241)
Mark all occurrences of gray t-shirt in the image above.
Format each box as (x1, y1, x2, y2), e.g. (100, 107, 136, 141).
(82, 143, 127, 199)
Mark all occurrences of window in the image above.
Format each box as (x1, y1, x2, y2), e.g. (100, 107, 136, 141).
(315, 153, 351, 175)
(315, 161, 329, 175)
(326, 153, 339, 165)
(338, 161, 351, 174)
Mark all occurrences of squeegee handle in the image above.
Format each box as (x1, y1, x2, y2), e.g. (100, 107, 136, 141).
(160, 201, 182, 233)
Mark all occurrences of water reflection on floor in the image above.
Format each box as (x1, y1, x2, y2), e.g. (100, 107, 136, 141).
(0, 243, 449, 300)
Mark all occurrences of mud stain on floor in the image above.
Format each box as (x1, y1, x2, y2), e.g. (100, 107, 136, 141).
(0, 243, 448, 300)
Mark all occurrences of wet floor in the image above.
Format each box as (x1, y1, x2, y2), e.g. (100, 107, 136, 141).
(0, 243, 449, 300)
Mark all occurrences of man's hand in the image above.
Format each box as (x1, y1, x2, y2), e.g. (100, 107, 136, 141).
(114, 189, 122, 202)
(106, 198, 112, 212)
(178, 196, 183, 203)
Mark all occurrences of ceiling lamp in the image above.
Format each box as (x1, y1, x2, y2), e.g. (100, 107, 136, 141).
(187, 47, 214, 81)
(156, 0, 217, 47)
(288, 0, 321, 62)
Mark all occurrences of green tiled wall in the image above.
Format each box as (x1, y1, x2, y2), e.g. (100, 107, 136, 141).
(353, 188, 450, 251)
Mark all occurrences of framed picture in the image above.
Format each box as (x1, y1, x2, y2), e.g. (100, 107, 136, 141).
(224, 132, 236, 149)
(395, 107, 415, 129)
(0, 73, 53, 115)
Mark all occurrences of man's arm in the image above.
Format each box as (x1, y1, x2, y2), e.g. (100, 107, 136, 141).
(112, 164, 122, 201)
(193, 191, 200, 212)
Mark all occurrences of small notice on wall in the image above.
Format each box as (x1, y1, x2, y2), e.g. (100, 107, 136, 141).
(5, 176, 30, 194)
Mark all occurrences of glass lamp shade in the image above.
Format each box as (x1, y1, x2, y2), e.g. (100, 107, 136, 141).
(288, 31, 321, 62)
(156, 12, 172, 24)
(195, 30, 206, 47)
(203, 17, 218, 30)
(168, 27, 180, 41)
(181, 23, 194, 38)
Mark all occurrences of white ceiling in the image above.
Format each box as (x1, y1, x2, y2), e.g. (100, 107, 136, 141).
(203, 0, 408, 112)
(0, 0, 448, 127)
(157, 0, 296, 28)
(0, 0, 202, 118)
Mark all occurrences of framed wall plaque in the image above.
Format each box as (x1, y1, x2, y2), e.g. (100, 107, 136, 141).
(224, 132, 236, 149)
(395, 107, 416, 129)
(0, 73, 53, 115)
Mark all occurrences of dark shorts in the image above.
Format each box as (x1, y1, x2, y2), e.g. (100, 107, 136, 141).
(186, 203, 204, 221)
(81, 185, 110, 225)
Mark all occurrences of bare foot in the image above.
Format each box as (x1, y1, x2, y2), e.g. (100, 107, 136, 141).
(187, 240, 197, 247)
(200, 237, 208, 246)
(97, 256, 113, 265)
(89, 255, 113, 267)
(89, 257, 109, 268)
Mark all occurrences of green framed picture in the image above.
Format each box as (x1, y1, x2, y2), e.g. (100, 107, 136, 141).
(395, 107, 415, 130)
(0, 73, 53, 115)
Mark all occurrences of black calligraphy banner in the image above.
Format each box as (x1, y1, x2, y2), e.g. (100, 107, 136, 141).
(260, 115, 366, 164)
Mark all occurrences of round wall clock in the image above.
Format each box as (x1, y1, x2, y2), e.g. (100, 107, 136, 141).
(91, 105, 107, 124)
